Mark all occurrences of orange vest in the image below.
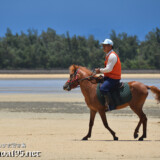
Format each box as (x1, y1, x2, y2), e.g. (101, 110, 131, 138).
(104, 51, 121, 79)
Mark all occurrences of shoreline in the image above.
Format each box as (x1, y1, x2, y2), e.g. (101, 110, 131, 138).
(0, 73, 160, 79)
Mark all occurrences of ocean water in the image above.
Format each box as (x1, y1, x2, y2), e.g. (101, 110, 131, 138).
(0, 78, 159, 99)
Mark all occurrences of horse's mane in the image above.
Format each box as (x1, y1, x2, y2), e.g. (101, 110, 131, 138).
(69, 65, 93, 75)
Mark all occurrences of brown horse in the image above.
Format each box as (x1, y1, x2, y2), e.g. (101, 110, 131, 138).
(63, 65, 160, 141)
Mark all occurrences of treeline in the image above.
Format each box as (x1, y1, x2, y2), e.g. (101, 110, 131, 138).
(0, 27, 160, 69)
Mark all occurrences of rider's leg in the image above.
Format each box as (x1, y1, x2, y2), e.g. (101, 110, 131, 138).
(100, 77, 120, 111)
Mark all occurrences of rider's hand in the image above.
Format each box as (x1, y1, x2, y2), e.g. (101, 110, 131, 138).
(95, 68, 101, 74)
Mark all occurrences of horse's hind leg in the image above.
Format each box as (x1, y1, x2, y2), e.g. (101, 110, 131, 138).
(99, 110, 118, 140)
(130, 105, 147, 141)
(139, 112, 147, 141)
(129, 82, 148, 141)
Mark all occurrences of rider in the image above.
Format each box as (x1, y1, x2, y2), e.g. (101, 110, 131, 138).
(95, 39, 121, 111)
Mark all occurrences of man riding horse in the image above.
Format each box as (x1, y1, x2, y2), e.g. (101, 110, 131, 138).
(95, 39, 121, 111)
(63, 38, 160, 140)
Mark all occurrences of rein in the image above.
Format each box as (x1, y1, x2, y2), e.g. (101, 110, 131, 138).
(79, 73, 97, 82)
(67, 69, 103, 86)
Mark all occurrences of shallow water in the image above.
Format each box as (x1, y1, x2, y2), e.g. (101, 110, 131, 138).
(0, 78, 159, 99)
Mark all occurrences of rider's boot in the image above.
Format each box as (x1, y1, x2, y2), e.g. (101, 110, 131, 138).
(104, 93, 115, 111)
(104, 95, 110, 112)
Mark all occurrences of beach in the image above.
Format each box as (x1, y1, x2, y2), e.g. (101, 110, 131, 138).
(0, 74, 160, 160)
(0, 108, 160, 160)
(0, 98, 160, 160)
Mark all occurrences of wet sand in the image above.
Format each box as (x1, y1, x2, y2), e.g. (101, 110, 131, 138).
(0, 100, 159, 118)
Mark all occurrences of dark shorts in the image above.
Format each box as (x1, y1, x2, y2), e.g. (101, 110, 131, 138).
(100, 77, 120, 95)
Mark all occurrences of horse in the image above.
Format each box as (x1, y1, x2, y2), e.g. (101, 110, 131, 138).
(63, 64, 160, 141)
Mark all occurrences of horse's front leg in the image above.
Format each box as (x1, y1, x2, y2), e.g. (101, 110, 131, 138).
(82, 109, 97, 140)
(99, 110, 118, 140)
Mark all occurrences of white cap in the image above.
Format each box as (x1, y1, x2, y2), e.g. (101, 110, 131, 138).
(101, 39, 113, 46)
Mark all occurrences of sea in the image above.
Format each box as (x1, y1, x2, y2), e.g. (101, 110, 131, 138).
(0, 78, 159, 99)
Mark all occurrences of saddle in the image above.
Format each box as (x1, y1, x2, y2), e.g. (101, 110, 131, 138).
(96, 82, 132, 111)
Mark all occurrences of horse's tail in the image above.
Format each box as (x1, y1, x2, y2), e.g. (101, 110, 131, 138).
(146, 85, 160, 103)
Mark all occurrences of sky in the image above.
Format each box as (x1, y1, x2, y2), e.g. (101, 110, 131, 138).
(0, 0, 160, 42)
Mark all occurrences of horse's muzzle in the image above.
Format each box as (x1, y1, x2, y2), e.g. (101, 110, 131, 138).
(63, 83, 71, 91)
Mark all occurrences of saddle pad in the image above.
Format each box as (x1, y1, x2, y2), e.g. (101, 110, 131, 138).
(96, 82, 132, 107)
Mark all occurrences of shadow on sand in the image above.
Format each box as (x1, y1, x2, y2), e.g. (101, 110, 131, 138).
(73, 139, 160, 142)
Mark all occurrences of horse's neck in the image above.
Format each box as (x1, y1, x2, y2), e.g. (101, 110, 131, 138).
(80, 80, 92, 95)
(79, 76, 96, 102)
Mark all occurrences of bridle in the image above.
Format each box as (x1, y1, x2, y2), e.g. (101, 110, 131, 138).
(67, 69, 80, 85)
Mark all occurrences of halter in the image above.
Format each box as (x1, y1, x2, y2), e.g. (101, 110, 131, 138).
(67, 69, 80, 85)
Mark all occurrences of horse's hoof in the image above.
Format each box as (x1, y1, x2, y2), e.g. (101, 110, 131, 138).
(138, 137, 143, 141)
(134, 133, 138, 139)
(114, 137, 118, 141)
(82, 137, 88, 141)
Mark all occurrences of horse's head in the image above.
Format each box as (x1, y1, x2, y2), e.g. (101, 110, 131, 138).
(63, 64, 81, 91)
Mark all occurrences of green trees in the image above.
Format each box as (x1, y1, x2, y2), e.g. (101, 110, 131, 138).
(110, 28, 160, 69)
(0, 27, 160, 69)
(138, 27, 160, 69)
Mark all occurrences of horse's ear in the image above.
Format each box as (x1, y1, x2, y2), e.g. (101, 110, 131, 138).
(69, 64, 77, 74)
(73, 64, 78, 71)
(73, 64, 76, 70)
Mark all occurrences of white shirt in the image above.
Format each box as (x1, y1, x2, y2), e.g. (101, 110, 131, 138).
(100, 50, 117, 73)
